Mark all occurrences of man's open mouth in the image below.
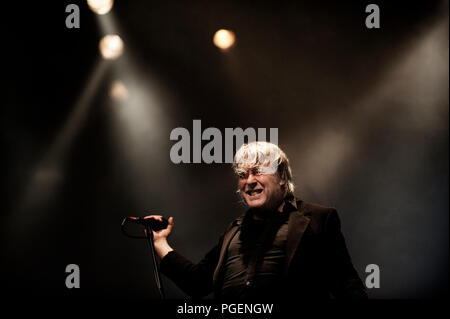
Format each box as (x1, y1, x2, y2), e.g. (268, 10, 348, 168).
(246, 189, 263, 196)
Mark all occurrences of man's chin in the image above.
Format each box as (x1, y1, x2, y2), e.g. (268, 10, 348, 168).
(245, 198, 265, 209)
(245, 197, 283, 212)
(245, 198, 264, 208)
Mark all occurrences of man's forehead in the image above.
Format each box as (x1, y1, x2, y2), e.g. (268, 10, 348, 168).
(237, 162, 278, 174)
(236, 161, 269, 169)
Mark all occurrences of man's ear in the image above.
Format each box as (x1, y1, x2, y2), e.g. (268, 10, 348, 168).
(278, 171, 286, 186)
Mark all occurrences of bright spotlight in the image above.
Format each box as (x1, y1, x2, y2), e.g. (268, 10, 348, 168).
(99, 34, 124, 60)
(110, 80, 128, 101)
(213, 29, 236, 50)
(87, 0, 114, 15)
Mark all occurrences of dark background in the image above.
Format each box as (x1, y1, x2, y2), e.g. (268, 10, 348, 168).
(2, 0, 448, 300)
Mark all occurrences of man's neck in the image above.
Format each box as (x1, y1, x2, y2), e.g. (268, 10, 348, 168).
(252, 200, 286, 220)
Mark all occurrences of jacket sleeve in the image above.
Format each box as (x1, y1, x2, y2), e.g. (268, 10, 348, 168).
(324, 209, 368, 299)
(159, 229, 228, 299)
(160, 247, 220, 298)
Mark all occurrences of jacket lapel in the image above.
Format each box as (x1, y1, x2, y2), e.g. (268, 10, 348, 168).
(212, 220, 240, 284)
(285, 201, 311, 274)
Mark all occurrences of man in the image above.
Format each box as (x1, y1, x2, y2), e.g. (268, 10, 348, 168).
(146, 142, 368, 300)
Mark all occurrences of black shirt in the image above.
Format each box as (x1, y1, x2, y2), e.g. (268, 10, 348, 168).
(221, 205, 292, 299)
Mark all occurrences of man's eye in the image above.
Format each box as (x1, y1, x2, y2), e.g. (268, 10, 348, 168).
(238, 173, 247, 178)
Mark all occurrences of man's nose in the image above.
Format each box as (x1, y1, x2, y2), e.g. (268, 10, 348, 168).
(247, 173, 257, 185)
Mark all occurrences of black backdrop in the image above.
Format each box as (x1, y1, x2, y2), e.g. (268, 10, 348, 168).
(2, 0, 448, 300)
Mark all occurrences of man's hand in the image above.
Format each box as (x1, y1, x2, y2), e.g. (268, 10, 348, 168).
(143, 215, 174, 259)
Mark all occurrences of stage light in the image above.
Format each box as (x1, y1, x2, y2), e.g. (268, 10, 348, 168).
(99, 34, 124, 60)
(213, 29, 236, 50)
(110, 80, 128, 100)
(87, 0, 114, 15)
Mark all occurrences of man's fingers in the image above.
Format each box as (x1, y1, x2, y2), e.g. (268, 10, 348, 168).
(143, 215, 163, 221)
(167, 217, 174, 231)
(142, 215, 172, 235)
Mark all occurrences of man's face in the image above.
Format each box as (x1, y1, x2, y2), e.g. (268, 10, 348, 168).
(238, 167, 286, 211)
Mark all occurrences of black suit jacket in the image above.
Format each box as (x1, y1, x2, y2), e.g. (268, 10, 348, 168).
(160, 199, 368, 299)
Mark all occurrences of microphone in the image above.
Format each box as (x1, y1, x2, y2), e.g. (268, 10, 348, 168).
(126, 216, 169, 231)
